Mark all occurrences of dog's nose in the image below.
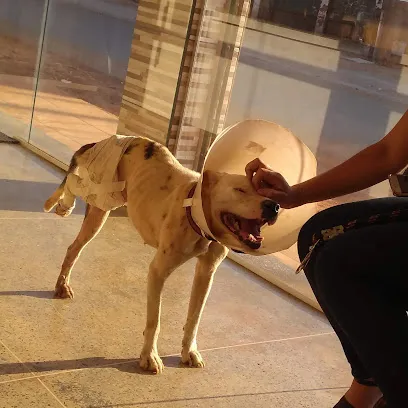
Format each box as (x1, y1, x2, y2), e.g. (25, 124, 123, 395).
(261, 200, 280, 219)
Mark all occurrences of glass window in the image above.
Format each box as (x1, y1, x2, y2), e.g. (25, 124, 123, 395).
(182, 0, 408, 303)
(29, 0, 138, 164)
(0, 1, 48, 142)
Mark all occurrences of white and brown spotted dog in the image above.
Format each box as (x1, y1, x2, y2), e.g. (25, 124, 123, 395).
(44, 137, 279, 374)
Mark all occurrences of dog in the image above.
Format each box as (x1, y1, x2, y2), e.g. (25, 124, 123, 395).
(44, 136, 279, 374)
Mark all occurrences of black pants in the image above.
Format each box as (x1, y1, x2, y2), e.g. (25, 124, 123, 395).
(297, 198, 408, 408)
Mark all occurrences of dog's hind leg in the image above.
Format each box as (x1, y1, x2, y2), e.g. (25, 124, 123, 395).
(140, 251, 185, 374)
(181, 242, 228, 367)
(54, 205, 110, 299)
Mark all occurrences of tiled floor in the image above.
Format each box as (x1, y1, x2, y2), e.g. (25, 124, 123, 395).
(0, 143, 351, 407)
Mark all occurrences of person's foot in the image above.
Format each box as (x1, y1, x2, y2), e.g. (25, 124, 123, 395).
(338, 379, 383, 408)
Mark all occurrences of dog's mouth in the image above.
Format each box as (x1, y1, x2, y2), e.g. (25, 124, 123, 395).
(221, 212, 276, 250)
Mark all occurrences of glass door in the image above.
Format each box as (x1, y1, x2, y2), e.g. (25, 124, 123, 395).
(0, 0, 48, 142)
(28, 0, 138, 165)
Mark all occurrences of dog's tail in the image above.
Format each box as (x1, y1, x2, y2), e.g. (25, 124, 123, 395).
(44, 143, 96, 213)
(43, 181, 66, 213)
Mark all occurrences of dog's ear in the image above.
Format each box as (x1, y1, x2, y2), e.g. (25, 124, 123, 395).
(202, 170, 220, 189)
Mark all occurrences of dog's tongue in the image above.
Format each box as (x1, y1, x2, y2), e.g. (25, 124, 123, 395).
(239, 219, 263, 243)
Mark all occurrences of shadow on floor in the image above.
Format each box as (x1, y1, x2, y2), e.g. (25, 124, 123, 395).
(0, 290, 55, 299)
(0, 179, 127, 217)
(0, 178, 83, 214)
(0, 355, 185, 377)
(88, 387, 347, 407)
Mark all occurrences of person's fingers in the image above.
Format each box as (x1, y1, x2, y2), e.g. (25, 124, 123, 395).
(245, 158, 260, 180)
(252, 168, 282, 191)
(252, 168, 267, 190)
(245, 158, 267, 181)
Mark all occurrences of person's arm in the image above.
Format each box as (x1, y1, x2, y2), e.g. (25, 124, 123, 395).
(246, 110, 408, 208)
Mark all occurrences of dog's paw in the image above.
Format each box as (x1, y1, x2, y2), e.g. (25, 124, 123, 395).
(181, 349, 205, 368)
(140, 351, 164, 374)
(55, 203, 74, 218)
(54, 276, 74, 299)
(54, 283, 74, 299)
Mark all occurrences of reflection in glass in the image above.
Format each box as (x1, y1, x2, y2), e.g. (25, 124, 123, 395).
(29, 0, 138, 164)
(228, 0, 407, 210)
(0, 0, 48, 141)
(183, 1, 408, 279)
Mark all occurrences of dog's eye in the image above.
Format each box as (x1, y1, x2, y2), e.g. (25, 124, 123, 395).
(234, 188, 246, 194)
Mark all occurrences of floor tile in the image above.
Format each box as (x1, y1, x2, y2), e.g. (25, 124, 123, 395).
(0, 342, 36, 383)
(0, 215, 330, 377)
(40, 334, 350, 408)
(0, 145, 85, 218)
(0, 378, 63, 408)
(0, 144, 348, 408)
(0, 144, 62, 183)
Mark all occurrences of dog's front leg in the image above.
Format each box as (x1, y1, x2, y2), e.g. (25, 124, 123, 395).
(140, 253, 182, 374)
(54, 205, 110, 299)
(181, 242, 228, 368)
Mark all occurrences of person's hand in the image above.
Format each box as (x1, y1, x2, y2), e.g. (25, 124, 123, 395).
(245, 158, 301, 209)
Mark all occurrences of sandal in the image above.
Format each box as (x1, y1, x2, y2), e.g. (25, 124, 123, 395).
(333, 396, 387, 408)
(374, 398, 388, 408)
(333, 378, 387, 408)
(333, 396, 354, 407)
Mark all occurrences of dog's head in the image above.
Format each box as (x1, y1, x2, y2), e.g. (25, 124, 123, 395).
(201, 170, 280, 253)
